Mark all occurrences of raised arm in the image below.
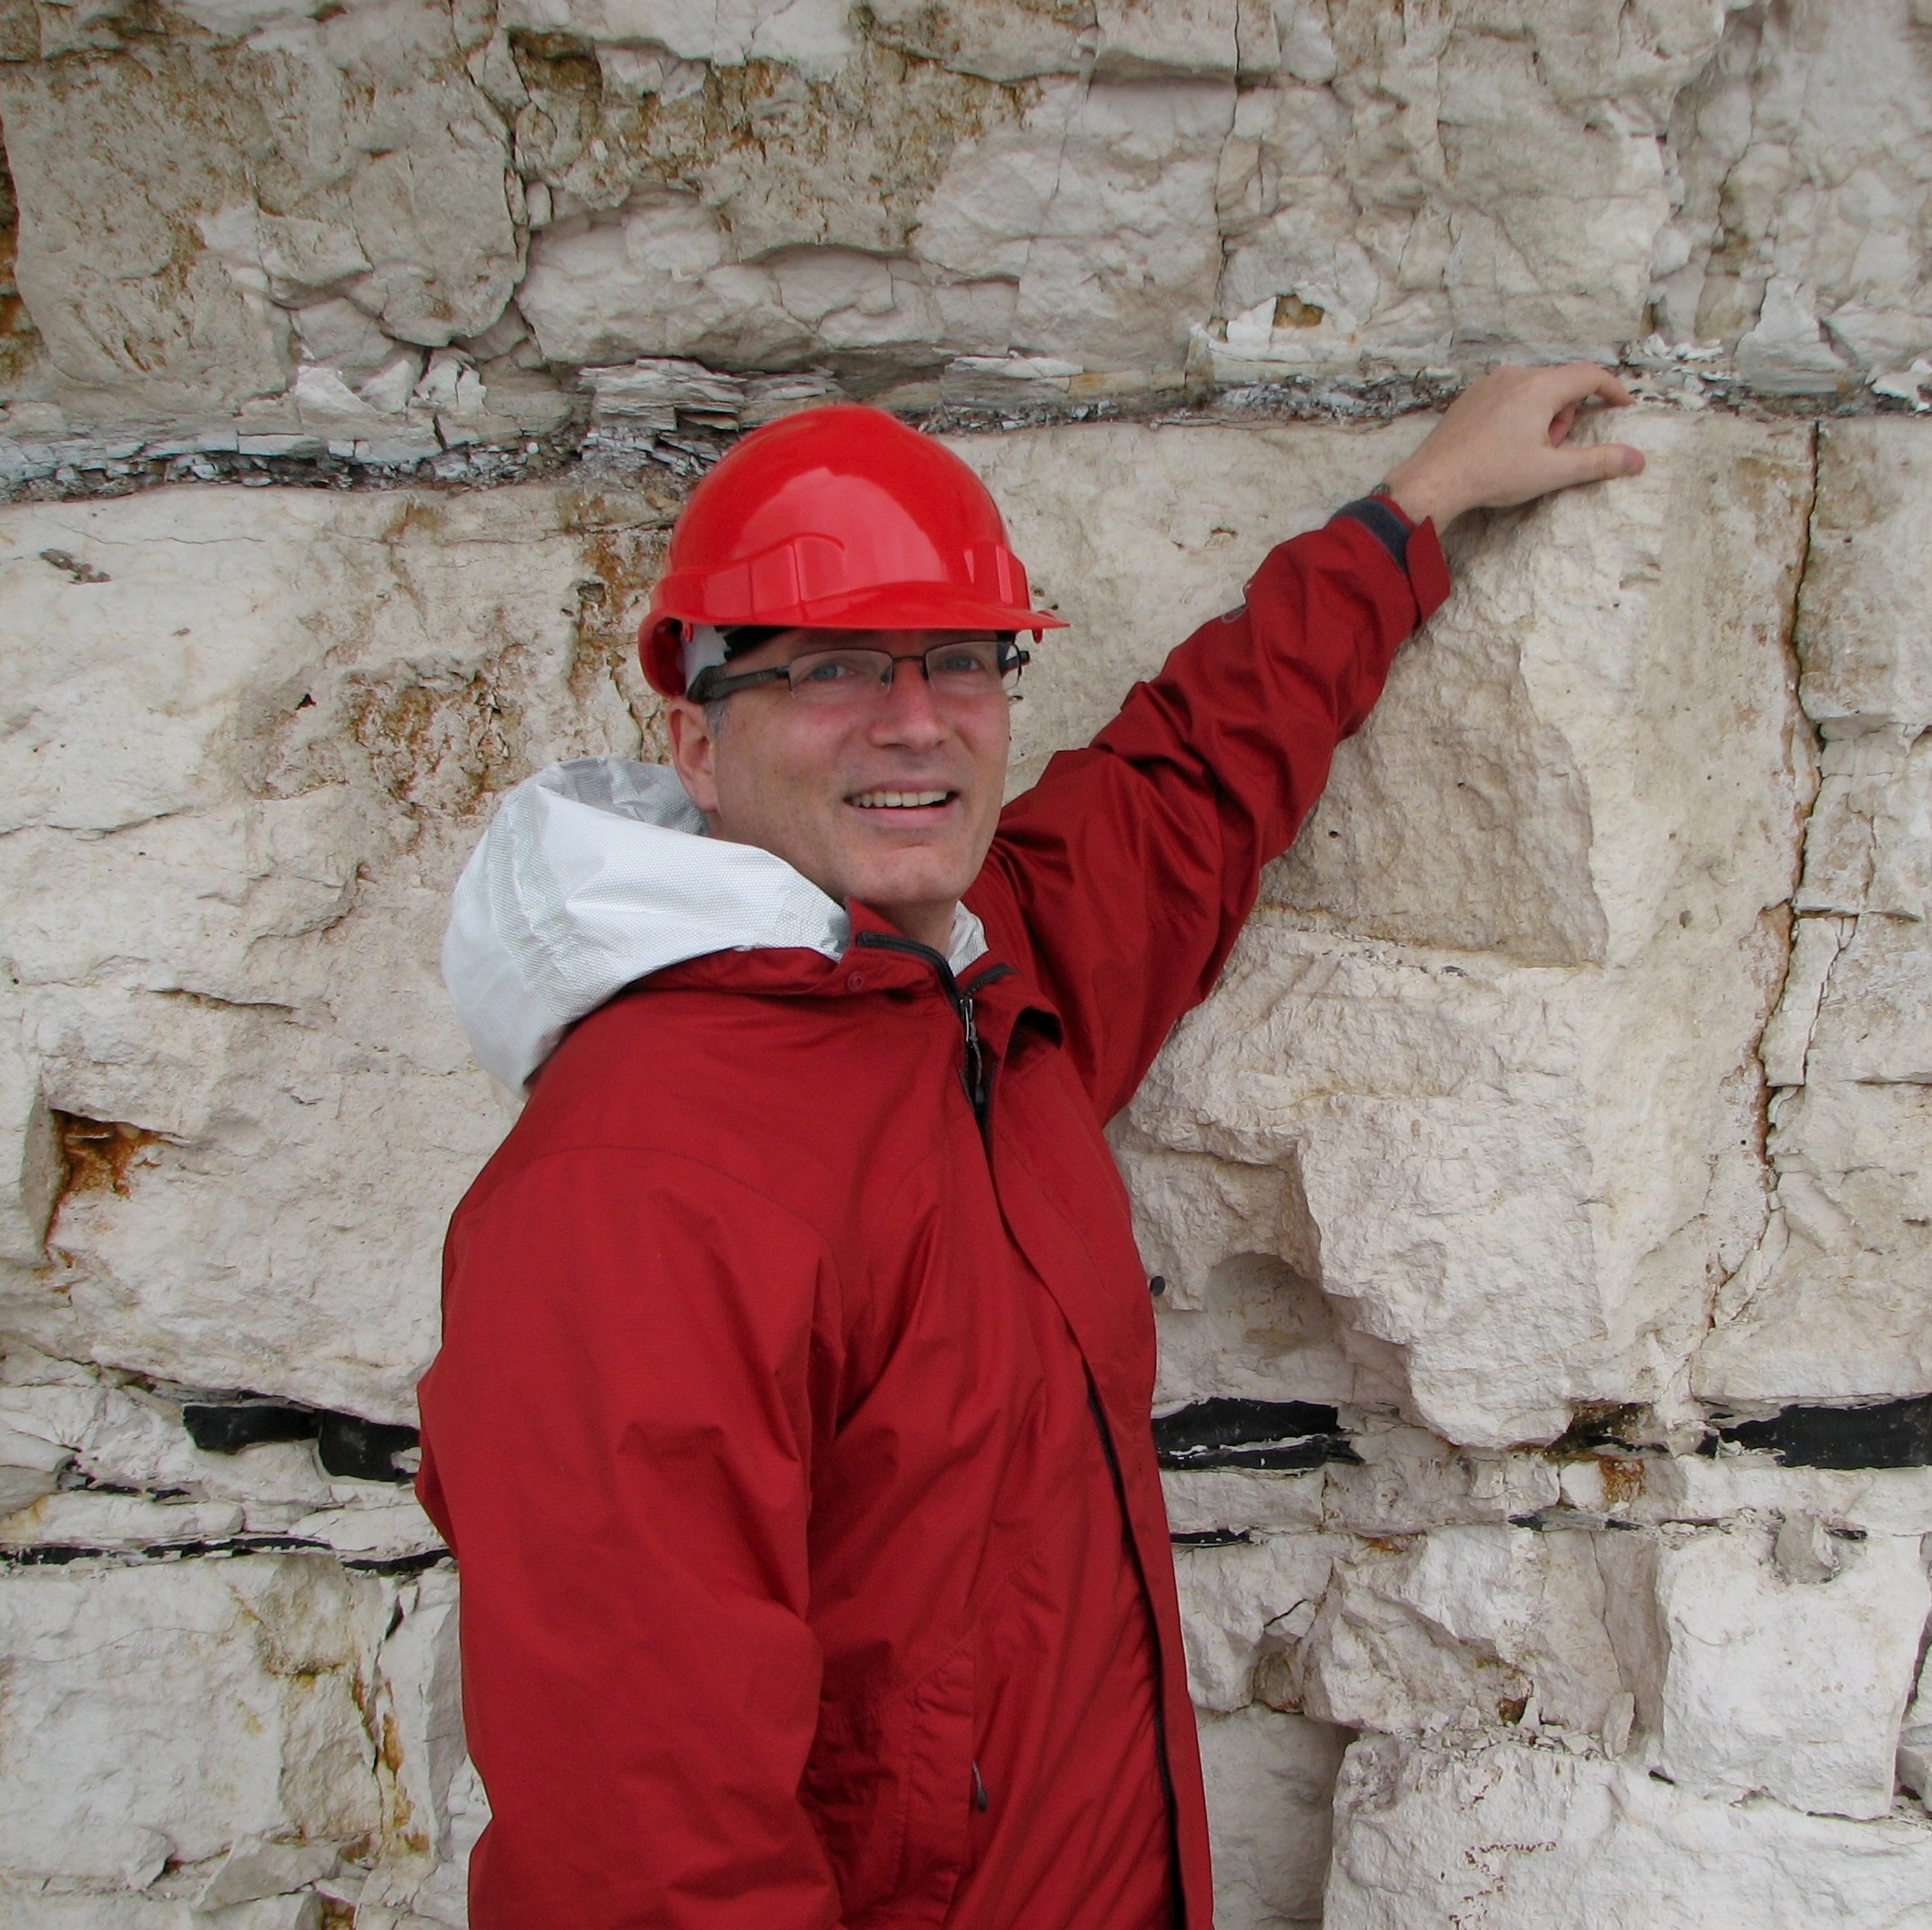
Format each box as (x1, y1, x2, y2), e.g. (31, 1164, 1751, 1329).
(973, 508, 1439, 1119)
(971, 363, 1644, 1120)
(415, 1150, 845, 1930)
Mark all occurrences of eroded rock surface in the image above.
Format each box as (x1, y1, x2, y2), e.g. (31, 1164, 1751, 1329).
(2, 0, 1932, 480)
(1699, 418, 1932, 1407)
(0, 479, 669, 1418)
(1125, 412, 1813, 1446)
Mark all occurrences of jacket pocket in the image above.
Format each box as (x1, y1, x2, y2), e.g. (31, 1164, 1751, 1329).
(805, 1639, 976, 1926)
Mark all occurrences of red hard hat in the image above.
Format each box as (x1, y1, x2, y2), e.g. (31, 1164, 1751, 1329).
(639, 403, 1065, 696)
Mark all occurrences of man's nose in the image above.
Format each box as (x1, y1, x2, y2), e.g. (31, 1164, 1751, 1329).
(866, 661, 951, 745)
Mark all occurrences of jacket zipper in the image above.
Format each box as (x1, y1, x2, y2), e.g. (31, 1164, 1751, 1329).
(853, 931, 1013, 1129)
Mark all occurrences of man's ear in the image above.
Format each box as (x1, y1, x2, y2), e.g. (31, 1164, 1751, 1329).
(665, 700, 723, 817)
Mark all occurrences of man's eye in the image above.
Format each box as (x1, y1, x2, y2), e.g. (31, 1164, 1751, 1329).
(933, 649, 995, 675)
(795, 656, 865, 683)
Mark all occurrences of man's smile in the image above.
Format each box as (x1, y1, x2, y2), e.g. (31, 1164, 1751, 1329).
(847, 788, 959, 811)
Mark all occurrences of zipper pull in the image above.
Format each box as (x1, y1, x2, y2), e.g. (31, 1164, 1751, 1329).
(971, 1761, 989, 1813)
(961, 993, 985, 1113)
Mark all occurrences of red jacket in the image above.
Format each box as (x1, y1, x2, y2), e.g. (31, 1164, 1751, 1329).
(416, 509, 1450, 1928)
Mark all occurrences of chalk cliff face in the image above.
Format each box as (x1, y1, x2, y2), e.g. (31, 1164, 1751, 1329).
(4, 4, 1932, 1925)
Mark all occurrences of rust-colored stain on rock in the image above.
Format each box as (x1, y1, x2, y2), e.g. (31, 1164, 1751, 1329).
(52, 1112, 165, 1198)
(1598, 1457, 1647, 1508)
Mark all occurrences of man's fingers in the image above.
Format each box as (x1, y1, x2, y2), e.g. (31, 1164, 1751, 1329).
(1536, 361, 1635, 412)
(1379, 363, 1644, 526)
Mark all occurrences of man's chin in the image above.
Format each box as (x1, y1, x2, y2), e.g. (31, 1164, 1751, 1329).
(843, 859, 979, 924)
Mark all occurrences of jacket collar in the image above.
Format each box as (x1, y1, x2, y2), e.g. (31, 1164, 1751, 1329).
(644, 899, 1059, 1059)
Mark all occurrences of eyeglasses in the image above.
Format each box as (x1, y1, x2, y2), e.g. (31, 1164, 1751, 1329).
(687, 638, 1029, 708)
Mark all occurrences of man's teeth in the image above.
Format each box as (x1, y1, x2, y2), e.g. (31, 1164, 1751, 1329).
(852, 789, 950, 809)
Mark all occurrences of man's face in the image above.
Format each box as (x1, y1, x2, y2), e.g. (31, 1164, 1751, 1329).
(665, 628, 1012, 949)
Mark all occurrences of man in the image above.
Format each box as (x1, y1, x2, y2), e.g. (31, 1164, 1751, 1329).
(417, 364, 1643, 1928)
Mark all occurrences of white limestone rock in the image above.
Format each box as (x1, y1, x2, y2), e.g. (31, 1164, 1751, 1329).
(1660, 0, 1932, 372)
(0, 0, 518, 420)
(2, 1894, 325, 1930)
(1900, 1646, 1932, 1807)
(1320, 1427, 1561, 1539)
(510, 32, 1035, 348)
(290, 366, 441, 466)
(0, 1489, 246, 1548)
(1737, 276, 1851, 396)
(0, 483, 665, 1420)
(977, 412, 1809, 1446)
(1621, 1450, 1932, 1536)
(1, 0, 1930, 444)
(4, 0, 1930, 439)
(862, 0, 1092, 81)
(1196, 1703, 1345, 1928)
(1093, 0, 1239, 80)
(292, 299, 405, 387)
(521, 203, 980, 370)
(1208, 1, 1727, 380)
(352, 1567, 483, 1929)
(1293, 1525, 1626, 1742)
(1114, 413, 1811, 1444)
(1701, 420, 1932, 1404)
(521, 69, 1231, 376)
(1122, 1141, 1406, 1411)
(1, 396, 1927, 1920)
(0, 984, 63, 1269)
(1173, 1529, 1345, 1711)
(1161, 1465, 1327, 1539)
(371, 1570, 469, 1860)
(197, 1835, 340, 1910)
(921, 77, 1234, 373)
(1641, 1521, 1929, 1820)
(0, 1421, 66, 1517)
(0, 1356, 337, 1510)
(0, 1549, 476, 1919)
(0, 1557, 382, 1885)
(1326, 1732, 1932, 1929)
(491, 0, 856, 70)
(1278, 1508, 1927, 1820)
(353, 1770, 488, 1928)
(0, 51, 290, 415)
(290, 1494, 445, 1562)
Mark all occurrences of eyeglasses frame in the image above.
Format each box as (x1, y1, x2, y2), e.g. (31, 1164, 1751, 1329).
(686, 636, 1031, 707)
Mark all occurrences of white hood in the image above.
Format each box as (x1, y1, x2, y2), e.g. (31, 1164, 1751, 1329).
(443, 757, 986, 1093)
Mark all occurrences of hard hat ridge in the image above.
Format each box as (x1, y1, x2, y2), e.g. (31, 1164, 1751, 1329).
(639, 403, 1066, 696)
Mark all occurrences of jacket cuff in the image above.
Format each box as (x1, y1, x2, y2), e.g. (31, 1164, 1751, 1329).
(1331, 498, 1451, 621)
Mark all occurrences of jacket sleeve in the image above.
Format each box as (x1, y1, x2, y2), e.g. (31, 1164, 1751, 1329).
(414, 1147, 846, 1930)
(973, 509, 1451, 1121)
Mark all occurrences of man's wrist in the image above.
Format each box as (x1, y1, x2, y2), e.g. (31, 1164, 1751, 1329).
(1375, 476, 1453, 530)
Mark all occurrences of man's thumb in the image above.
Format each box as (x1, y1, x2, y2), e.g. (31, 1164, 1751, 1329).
(1564, 442, 1644, 487)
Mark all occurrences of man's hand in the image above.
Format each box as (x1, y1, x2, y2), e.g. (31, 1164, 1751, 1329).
(1379, 362, 1645, 531)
